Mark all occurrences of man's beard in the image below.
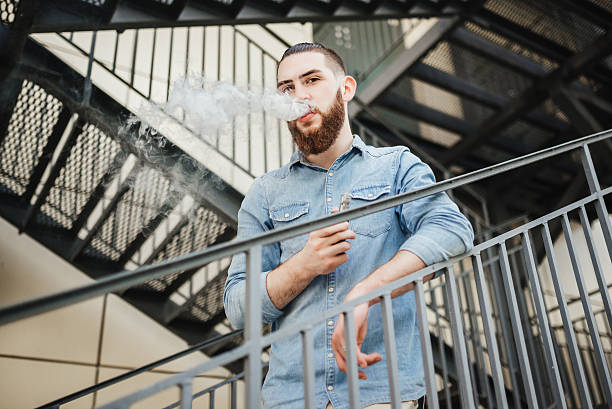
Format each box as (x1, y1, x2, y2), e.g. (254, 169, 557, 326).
(287, 90, 345, 155)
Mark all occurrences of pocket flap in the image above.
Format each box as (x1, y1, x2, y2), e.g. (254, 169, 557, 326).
(269, 201, 309, 221)
(351, 184, 391, 201)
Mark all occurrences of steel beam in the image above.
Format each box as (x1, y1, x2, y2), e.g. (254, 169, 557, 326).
(0, 77, 23, 147)
(448, 27, 548, 78)
(28, 0, 466, 33)
(20, 107, 71, 206)
(409, 62, 568, 133)
(158, 226, 236, 299)
(116, 192, 184, 267)
(439, 29, 612, 166)
(69, 151, 129, 236)
(67, 165, 140, 263)
(350, 15, 461, 117)
(20, 118, 84, 232)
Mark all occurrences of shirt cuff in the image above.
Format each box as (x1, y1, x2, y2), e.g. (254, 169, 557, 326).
(261, 270, 284, 322)
(399, 232, 462, 266)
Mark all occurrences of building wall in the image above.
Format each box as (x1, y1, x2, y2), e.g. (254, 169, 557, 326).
(0, 217, 233, 409)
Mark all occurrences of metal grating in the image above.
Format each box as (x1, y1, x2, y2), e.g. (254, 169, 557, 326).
(589, 0, 612, 13)
(422, 41, 534, 101)
(0, 0, 19, 25)
(0, 80, 62, 197)
(397, 75, 495, 125)
(503, 120, 555, 150)
(485, 0, 606, 53)
(83, 166, 173, 261)
(136, 206, 229, 293)
(80, 0, 105, 6)
(180, 270, 227, 323)
(37, 123, 120, 229)
(464, 22, 558, 73)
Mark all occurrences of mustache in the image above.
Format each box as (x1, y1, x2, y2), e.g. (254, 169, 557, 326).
(288, 106, 321, 123)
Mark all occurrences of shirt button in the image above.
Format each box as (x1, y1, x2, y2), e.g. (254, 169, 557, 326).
(328, 320, 334, 326)
(327, 197, 332, 202)
(329, 287, 334, 293)
(328, 353, 333, 358)
(284, 213, 289, 218)
(367, 193, 373, 198)
(328, 385, 334, 391)
(328, 172, 334, 176)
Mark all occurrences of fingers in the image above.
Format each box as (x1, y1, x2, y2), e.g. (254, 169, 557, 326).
(324, 229, 356, 246)
(314, 221, 349, 238)
(326, 240, 352, 256)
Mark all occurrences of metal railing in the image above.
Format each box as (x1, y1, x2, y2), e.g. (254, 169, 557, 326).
(1, 128, 611, 408)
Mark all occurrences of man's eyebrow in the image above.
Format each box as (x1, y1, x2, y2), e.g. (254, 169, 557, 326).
(277, 69, 323, 88)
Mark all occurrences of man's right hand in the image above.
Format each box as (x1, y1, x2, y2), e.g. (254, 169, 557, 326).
(295, 209, 355, 277)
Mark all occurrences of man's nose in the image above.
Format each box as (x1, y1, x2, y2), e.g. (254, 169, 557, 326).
(293, 83, 310, 100)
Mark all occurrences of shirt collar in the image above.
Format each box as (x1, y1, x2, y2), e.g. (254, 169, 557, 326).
(288, 134, 367, 170)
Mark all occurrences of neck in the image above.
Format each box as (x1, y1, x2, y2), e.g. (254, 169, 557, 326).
(305, 121, 353, 169)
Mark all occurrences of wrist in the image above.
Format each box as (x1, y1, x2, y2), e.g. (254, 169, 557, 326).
(290, 250, 318, 281)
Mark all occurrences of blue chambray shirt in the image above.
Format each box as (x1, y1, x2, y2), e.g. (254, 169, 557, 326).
(224, 135, 474, 409)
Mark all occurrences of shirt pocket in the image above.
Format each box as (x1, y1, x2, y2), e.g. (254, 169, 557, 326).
(349, 183, 393, 237)
(269, 201, 310, 258)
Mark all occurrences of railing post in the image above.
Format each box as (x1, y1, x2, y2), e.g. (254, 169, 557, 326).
(580, 144, 612, 262)
(471, 253, 509, 409)
(561, 214, 612, 408)
(415, 281, 439, 409)
(381, 293, 402, 409)
(301, 328, 316, 409)
(445, 266, 476, 409)
(179, 380, 193, 409)
(245, 245, 263, 407)
(521, 232, 567, 409)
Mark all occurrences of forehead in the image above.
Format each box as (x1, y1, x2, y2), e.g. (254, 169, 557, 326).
(277, 51, 335, 81)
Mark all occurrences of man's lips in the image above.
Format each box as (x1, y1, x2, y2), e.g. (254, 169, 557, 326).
(298, 112, 316, 123)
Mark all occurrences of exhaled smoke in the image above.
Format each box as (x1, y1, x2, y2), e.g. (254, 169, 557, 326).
(136, 75, 313, 140)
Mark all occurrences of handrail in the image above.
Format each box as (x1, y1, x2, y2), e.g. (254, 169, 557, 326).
(1, 128, 610, 327)
(36, 329, 243, 409)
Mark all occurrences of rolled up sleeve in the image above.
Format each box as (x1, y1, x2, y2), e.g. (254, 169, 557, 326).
(223, 177, 284, 328)
(395, 150, 474, 265)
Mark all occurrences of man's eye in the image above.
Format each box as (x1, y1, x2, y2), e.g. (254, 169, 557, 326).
(307, 77, 319, 84)
(281, 86, 293, 94)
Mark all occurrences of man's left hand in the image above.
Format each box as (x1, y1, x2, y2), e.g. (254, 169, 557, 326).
(331, 286, 382, 380)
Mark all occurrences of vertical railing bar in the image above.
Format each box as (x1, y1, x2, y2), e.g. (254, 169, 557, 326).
(245, 245, 263, 407)
(148, 28, 157, 100)
(201, 26, 206, 75)
(579, 205, 612, 331)
(381, 293, 402, 409)
(472, 253, 509, 409)
(209, 390, 214, 409)
(343, 310, 360, 409)
(262, 52, 268, 173)
(277, 116, 282, 167)
(180, 380, 193, 409)
(247, 40, 252, 173)
(185, 27, 190, 77)
(459, 259, 489, 406)
(541, 221, 594, 409)
(302, 328, 316, 409)
(511, 247, 548, 407)
(445, 266, 477, 409)
(521, 231, 567, 409)
(561, 214, 612, 407)
(415, 281, 440, 409)
(552, 327, 580, 409)
(485, 245, 523, 409)
(231, 29, 236, 157)
(580, 144, 612, 262)
(230, 381, 237, 409)
(431, 283, 452, 409)
(499, 242, 539, 409)
(112, 30, 119, 73)
(217, 26, 222, 81)
(166, 28, 174, 102)
(130, 29, 139, 87)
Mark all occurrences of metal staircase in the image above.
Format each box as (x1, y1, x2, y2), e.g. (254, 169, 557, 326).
(2, 1, 612, 408)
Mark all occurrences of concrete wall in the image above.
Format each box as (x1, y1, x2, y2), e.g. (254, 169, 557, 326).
(0, 217, 233, 409)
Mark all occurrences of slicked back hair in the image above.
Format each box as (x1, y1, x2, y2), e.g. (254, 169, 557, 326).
(278, 42, 346, 77)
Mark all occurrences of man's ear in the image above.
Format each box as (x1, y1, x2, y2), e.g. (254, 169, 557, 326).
(341, 75, 357, 102)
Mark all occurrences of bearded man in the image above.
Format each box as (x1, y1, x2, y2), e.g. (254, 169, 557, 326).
(224, 43, 474, 409)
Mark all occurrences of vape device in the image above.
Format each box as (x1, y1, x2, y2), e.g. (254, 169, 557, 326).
(340, 193, 351, 211)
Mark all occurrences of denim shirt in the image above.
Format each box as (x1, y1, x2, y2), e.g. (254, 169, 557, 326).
(224, 135, 474, 409)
